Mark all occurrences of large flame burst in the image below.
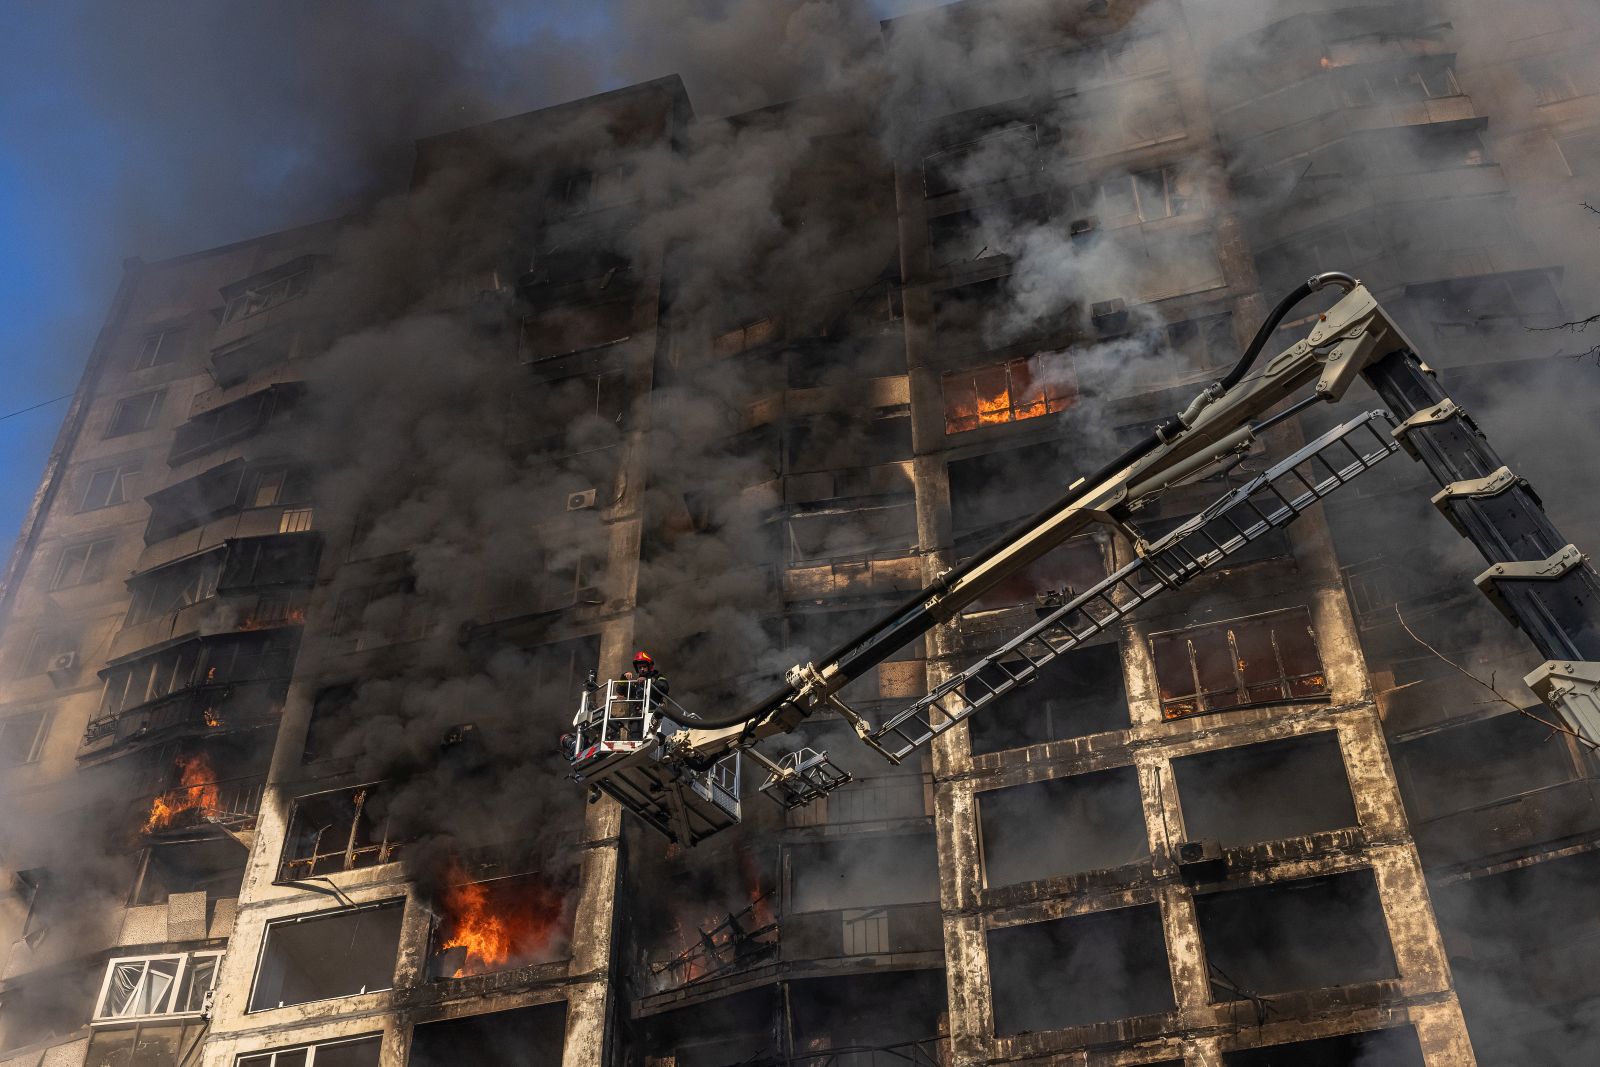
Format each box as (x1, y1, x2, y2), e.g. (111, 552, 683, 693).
(436, 869, 568, 977)
(144, 751, 221, 833)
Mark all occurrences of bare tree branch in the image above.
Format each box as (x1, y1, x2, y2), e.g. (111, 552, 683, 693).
(1393, 605, 1597, 750)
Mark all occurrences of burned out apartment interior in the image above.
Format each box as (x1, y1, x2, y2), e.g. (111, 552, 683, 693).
(1, 0, 1599, 1064)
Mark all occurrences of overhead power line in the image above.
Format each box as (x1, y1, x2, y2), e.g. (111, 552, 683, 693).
(0, 393, 72, 424)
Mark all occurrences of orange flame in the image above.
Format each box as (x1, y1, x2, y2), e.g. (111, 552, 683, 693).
(436, 869, 567, 977)
(144, 751, 221, 832)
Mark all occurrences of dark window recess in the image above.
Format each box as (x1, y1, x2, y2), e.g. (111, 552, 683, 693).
(410, 1003, 567, 1067)
(932, 277, 1010, 348)
(330, 578, 428, 646)
(80, 462, 140, 512)
(0, 709, 49, 766)
(302, 684, 355, 763)
(97, 631, 298, 719)
(520, 299, 632, 362)
(943, 351, 1077, 434)
(785, 411, 912, 474)
(210, 329, 296, 387)
(1150, 606, 1328, 721)
(1174, 732, 1357, 849)
(1409, 271, 1565, 333)
(248, 901, 403, 1011)
(133, 327, 186, 371)
(134, 837, 248, 905)
(1224, 1028, 1426, 1067)
(988, 905, 1175, 1035)
(218, 533, 322, 593)
(927, 195, 1048, 267)
(17, 628, 78, 678)
(238, 1035, 383, 1067)
(279, 785, 398, 880)
(145, 461, 311, 542)
(712, 316, 781, 358)
(949, 438, 1110, 535)
(125, 552, 223, 626)
(106, 391, 164, 438)
(966, 536, 1105, 613)
(85, 1021, 206, 1067)
(785, 500, 917, 565)
(1395, 711, 1580, 823)
(924, 124, 1038, 197)
(510, 368, 626, 452)
(1196, 870, 1397, 1001)
(520, 243, 631, 294)
(169, 385, 299, 465)
(967, 643, 1128, 755)
(788, 834, 939, 912)
(789, 971, 947, 1056)
(980, 766, 1147, 888)
(52, 538, 113, 589)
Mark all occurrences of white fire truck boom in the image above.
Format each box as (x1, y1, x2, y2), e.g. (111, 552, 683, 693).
(564, 272, 1600, 847)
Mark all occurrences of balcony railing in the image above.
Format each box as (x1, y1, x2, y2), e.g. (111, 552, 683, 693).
(82, 682, 285, 748)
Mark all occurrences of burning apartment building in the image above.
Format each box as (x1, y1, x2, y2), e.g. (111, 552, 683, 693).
(0, 0, 1598, 1064)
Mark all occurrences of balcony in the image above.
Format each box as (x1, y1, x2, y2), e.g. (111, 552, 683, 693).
(80, 680, 287, 754)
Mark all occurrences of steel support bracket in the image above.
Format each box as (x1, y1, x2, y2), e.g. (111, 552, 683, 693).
(1524, 660, 1600, 746)
(1430, 465, 1522, 537)
(1473, 544, 1586, 627)
(1389, 398, 1461, 461)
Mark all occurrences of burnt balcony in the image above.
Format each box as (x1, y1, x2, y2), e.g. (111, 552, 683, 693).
(168, 382, 303, 467)
(81, 680, 287, 755)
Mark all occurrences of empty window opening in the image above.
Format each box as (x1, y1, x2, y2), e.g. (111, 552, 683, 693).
(133, 836, 248, 905)
(106, 391, 164, 438)
(80, 461, 140, 512)
(789, 971, 948, 1059)
(52, 538, 113, 589)
(981, 766, 1147, 888)
(302, 683, 355, 764)
(642, 990, 777, 1067)
(133, 327, 185, 371)
(943, 350, 1077, 434)
(988, 904, 1174, 1035)
(248, 901, 404, 1011)
(410, 1002, 566, 1067)
(330, 577, 428, 648)
(279, 785, 398, 880)
(238, 1035, 382, 1067)
(1151, 606, 1328, 720)
(140, 743, 267, 836)
(520, 299, 633, 362)
(967, 642, 1129, 755)
(1174, 732, 1357, 849)
(430, 871, 572, 978)
(1395, 711, 1582, 824)
(1224, 1027, 1425, 1066)
(966, 535, 1105, 614)
(93, 950, 220, 1021)
(789, 834, 939, 913)
(1196, 870, 1397, 1001)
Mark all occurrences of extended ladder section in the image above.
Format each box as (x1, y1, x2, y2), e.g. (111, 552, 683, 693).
(864, 409, 1401, 762)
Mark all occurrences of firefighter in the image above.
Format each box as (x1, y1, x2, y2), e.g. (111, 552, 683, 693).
(624, 650, 669, 702)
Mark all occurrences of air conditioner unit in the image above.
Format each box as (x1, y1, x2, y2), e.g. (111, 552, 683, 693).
(566, 488, 598, 511)
(1069, 217, 1097, 237)
(47, 650, 78, 680)
(1173, 838, 1226, 882)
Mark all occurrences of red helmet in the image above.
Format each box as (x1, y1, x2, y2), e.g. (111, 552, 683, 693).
(633, 650, 654, 669)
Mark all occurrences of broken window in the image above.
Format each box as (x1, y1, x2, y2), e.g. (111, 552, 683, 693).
(713, 317, 780, 358)
(125, 551, 224, 626)
(238, 1036, 382, 1067)
(52, 537, 114, 589)
(139, 743, 268, 836)
(1196, 870, 1397, 1000)
(0, 709, 49, 766)
(784, 410, 911, 473)
(942, 350, 1076, 434)
(98, 631, 297, 719)
(85, 1021, 207, 1067)
(988, 904, 1174, 1034)
(301, 684, 355, 763)
(924, 124, 1038, 197)
(788, 834, 939, 912)
(511, 366, 627, 453)
(968, 642, 1129, 754)
(248, 900, 404, 1011)
(430, 872, 571, 978)
(1150, 606, 1328, 720)
(410, 1003, 567, 1067)
(980, 766, 1147, 887)
(947, 438, 1081, 535)
(520, 298, 633, 362)
(279, 785, 398, 880)
(222, 266, 311, 324)
(1174, 732, 1357, 849)
(785, 500, 917, 565)
(133, 836, 249, 905)
(93, 950, 220, 1021)
(169, 384, 298, 465)
(1394, 711, 1581, 824)
(80, 461, 140, 511)
(133, 327, 186, 371)
(1224, 1027, 1425, 1066)
(966, 535, 1105, 613)
(106, 390, 164, 438)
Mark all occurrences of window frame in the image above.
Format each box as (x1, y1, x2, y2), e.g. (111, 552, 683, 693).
(236, 1035, 384, 1067)
(133, 327, 185, 371)
(92, 950, 222, 1023)
(0, 708, 50, 765)
(223, 268, 312, 324)
(277, 783, 399, 882)
(248, 900, 404, 1012)
(105, 390, 165, 438)
(1149, 606, 1330, 720)
(941, 350, 1077, 434)
(80, 462, 140, 512)
(52, 537, 114, 589)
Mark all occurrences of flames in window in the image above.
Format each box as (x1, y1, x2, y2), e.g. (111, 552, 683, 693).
(433, 867, 571, 978)
(143, 751, 222, 833)
(1151, 607, 1329, 720)
(943, 351, 1076, 434)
